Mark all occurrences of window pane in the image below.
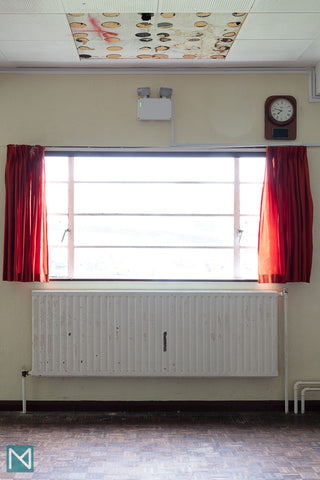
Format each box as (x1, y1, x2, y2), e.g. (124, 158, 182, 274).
(74, 184, 234, 214)
(74, 248, 234, 279)
(45, 153, 265, 280)
(239, 248, 258, 279)
(45, 157, 69, 181)
(240, 184, 263, 215)
(74, 216, 234, 247)
(49, 248, 68, 277)
(74, 156, 234, 182)
(240, 157, 265, 182)
(46, 184, 68, 214)
(240, 216, 259, 247)
(47, 215, 69, 246)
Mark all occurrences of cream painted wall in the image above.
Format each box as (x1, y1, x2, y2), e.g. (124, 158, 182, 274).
(0, 71, 320, 403)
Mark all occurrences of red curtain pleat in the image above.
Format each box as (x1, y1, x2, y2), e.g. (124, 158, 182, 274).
(3, 145, 49, 282)
(258, 146, 313, 283)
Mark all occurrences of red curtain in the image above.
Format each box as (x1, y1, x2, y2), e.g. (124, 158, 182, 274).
(258, 146, 313, 283)
(3, 145, 49, 282)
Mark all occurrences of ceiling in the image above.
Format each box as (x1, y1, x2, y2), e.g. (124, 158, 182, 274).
(1, 0, 320, 70)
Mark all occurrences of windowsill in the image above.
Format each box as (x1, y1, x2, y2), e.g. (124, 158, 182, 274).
(34, 279, 274, 294)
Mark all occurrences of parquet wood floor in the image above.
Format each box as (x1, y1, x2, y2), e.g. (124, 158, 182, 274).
(1, 412, 320, 479)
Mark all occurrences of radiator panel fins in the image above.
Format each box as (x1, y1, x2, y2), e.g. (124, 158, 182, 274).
(31, 291, 279, 377)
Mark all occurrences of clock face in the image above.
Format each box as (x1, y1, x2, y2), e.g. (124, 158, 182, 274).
(269, 98, 294, 123)
(265, 95, 296, 140)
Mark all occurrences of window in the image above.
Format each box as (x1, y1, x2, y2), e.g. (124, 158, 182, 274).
(45, 153, 265, 280)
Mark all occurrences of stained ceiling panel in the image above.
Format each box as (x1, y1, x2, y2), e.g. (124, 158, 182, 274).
(158, 0, 254, 13)
(62, 0, 158, 13)
(251, 0, 320, 13)
(68, 12, 246, 61)
(0, 14, 71, 41)
(0, 0, 65, 13)
(238, 13, 320, 40)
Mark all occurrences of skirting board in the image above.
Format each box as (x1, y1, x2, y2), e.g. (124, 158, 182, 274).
(0, 400, 318, 413)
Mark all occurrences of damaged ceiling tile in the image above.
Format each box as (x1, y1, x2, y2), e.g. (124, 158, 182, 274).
(67, 12, 247, 61)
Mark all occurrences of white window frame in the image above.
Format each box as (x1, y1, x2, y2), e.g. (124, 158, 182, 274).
(45, 152, 265, 281)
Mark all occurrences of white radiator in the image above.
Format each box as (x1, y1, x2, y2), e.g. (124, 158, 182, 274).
(31, 290, 279, 377)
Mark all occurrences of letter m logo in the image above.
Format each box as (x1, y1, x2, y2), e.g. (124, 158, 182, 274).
(7, 446, 34, 472)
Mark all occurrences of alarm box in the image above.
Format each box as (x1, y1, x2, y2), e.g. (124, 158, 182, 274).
(137, 98, 172, 120)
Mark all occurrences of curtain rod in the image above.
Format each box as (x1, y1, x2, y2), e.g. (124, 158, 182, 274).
(45, 144, 320, 153)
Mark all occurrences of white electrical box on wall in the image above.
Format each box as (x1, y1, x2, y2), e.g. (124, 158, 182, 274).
(137, 98, 172, 120)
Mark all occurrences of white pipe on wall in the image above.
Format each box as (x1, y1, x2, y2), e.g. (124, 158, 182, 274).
(294, 381, 320, 413)
(21, 369, 28, 414)
(301, 387, 320, 414)
(282, 290, 289, 413)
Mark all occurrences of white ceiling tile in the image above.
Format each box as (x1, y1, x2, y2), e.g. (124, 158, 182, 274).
(62, 0, 254, 13)
(297, 35, 320, 64)
(62, 0, 158, 13)
(159, 0, 254, 12)
(0, 14, 71, 41)
(238, 13, 320, 39)
(0, 41, 79, 63)
(0, 0, 65, 13)
(228, 39, 313, 61)
(0, 47, 7, 60)
(251, 0, 320, 13)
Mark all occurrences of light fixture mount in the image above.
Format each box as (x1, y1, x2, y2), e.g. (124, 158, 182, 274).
(141, 13, 153, 21)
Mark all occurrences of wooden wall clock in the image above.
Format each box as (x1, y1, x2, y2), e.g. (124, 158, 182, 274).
(265, 95, 297, 140)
